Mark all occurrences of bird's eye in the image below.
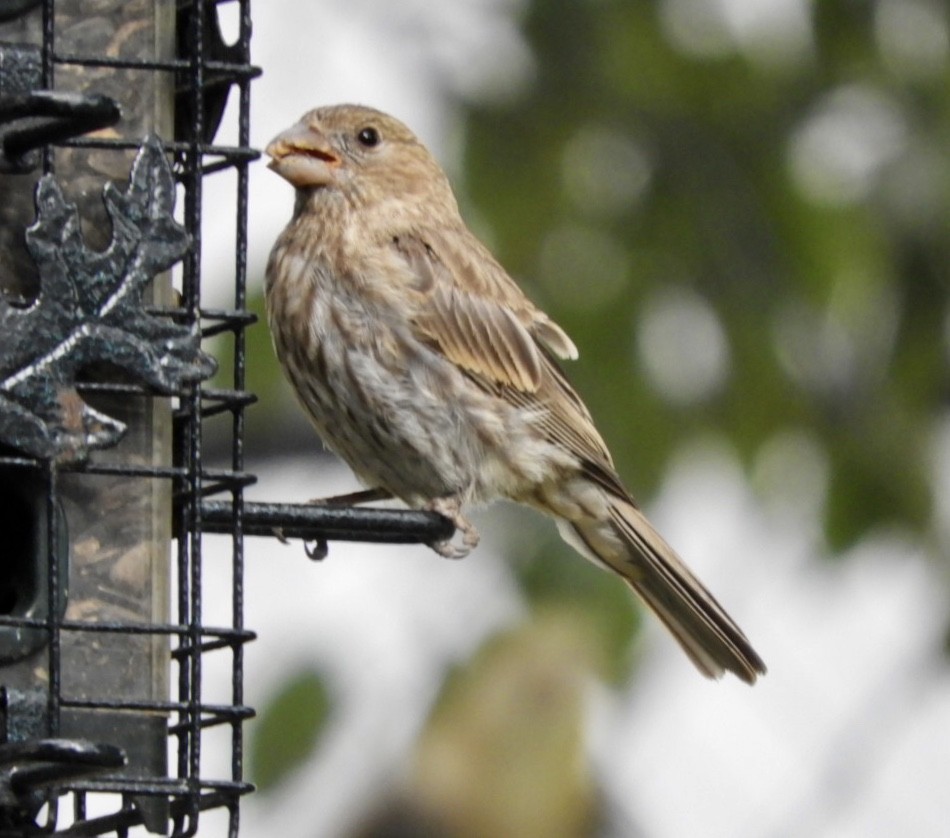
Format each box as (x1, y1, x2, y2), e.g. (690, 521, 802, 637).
(357, 126, 380, 147)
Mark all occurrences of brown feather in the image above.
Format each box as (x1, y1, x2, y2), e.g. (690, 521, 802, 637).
(604, 502, 765, 682)
(398, 233, 547, 392)
(393, 227, 636, 501)
(393, 227, 765, 682)
(265, 103, 765, 683)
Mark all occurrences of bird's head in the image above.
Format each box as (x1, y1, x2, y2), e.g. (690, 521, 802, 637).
(266, 104, 458, 216)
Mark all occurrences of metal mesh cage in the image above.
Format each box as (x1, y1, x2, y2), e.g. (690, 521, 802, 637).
(0, 2, 455, 835)
(0, 1, 257, 834)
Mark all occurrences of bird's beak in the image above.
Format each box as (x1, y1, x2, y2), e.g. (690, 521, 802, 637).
(266, 121, 341, 188)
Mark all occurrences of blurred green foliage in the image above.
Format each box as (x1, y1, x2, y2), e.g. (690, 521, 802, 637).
(513, 529, 642, 684)
(250, 668, 331, 793)
(463, 0, 949, 553)
(408, 616, 600, 837)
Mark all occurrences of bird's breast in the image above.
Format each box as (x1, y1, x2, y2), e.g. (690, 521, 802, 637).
(265, 240, 576, 506)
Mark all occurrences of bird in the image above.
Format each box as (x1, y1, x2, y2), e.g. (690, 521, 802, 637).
(264, 104, 766, 683)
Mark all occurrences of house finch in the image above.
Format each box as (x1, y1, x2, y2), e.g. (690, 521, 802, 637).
(265, 104, 766, 683)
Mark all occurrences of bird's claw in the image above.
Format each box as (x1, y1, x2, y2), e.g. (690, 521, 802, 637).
(429, 538, 473, 560)
(426, 497, 479, 560)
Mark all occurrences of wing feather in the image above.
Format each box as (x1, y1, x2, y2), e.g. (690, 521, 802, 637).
(399, 231, 548, 392)
(392, 227, 626, 495)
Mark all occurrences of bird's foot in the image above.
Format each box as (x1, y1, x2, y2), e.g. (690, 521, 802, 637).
(426, 497, 479, 559)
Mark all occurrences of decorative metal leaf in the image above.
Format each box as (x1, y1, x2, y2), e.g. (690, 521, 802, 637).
(0, 136, 215, 462)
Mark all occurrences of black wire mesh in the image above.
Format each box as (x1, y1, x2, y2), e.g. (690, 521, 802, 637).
(0, 2, 457, 834)
(0, 1, 258, 834)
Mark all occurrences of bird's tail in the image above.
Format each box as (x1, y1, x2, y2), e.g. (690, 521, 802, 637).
(556, 495, 766, 683)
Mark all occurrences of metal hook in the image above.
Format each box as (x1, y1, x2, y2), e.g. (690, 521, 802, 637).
(0, 44, 121, 173)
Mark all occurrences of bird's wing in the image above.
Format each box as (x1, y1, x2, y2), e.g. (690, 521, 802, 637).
(395, 228, 576, 391)
(394, 228, 625, 495)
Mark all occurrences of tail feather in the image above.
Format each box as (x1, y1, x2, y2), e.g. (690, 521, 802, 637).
(562, 498, 766, 684)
